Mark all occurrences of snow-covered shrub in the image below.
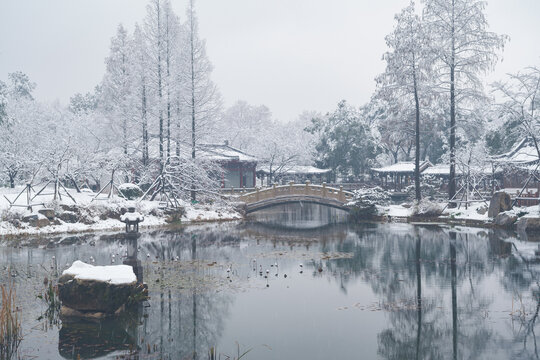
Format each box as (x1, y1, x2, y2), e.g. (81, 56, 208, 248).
(44, 200, 64, 215)
(78, 207, 97, 225)
(404, 179, 442, 199)
(411, 199, 443, 218)
(347, 187, 391, 220)
(118, 183, 143, 200)
(1, 208, 22, 226)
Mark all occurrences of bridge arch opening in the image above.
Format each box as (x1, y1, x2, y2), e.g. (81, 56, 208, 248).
(246, 201, 350, 229)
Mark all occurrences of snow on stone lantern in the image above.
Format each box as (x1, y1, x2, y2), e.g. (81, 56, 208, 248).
(120, 206, 144, 233)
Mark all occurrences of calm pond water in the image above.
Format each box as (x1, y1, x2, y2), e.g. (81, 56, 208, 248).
(1, 222, 539, 359)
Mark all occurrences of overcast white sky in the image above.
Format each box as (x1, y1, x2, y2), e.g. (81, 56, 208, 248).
(1, 0, 539, 122)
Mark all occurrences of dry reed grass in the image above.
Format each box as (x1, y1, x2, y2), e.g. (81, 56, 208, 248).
(0, 279, 21, 360)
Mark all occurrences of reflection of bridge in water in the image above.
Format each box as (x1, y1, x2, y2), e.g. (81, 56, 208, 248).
(238, 182, 354, 229)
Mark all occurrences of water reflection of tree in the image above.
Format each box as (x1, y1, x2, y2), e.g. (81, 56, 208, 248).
(498, 230, 540, 359)
(138, 229, 235, 359)
(377, 233, 444, 359)
(320, 225, 510, 359)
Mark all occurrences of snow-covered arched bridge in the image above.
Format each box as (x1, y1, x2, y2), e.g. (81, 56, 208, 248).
(237, 182, 354, 214)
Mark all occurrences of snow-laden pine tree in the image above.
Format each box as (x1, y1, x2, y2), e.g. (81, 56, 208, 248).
(101, 24, 134, 155)
(422, 0, 507, 204)
(181, 0, 222, 201)
(376, 2, 433, 201)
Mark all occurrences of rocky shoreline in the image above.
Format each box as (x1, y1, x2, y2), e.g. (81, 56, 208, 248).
(0, 199, 242, 238)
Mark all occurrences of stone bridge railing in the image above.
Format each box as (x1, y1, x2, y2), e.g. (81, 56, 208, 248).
(238, 182, 355, 204)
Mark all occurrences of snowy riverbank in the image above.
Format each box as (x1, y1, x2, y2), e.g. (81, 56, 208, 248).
(377, 200, 539, 230)
(0, 186, 241, 237)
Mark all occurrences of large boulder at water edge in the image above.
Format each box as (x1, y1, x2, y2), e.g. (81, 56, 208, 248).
(38, 208, 56, 220)
(494, 212, 518, 227)
(22, 213, 50, 227)
(58, 211, 79, 223)
(488, 191, 512, 218)
(58, 261, 147, 319)
(517, 217, 540, 234)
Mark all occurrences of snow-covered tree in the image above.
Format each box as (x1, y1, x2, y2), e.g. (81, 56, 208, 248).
(257, 124, 302, 185)
(217, 100, 272, 150)
(181, 0, 222, 201)
(287, 110, 318, 165)
(144, 0, 167, 171)
(7, 71, 36, 100)
(162, 4, 181, 159)
(0, 99, 39, 187)
(69, 87, 100, 115)
(376, 2, 433, 200)
(371, 97, 414, 164)
(492, 65, 540, 159)
(306, 100, 380, 181)
(216, 101, 317, 184)
(0, 73, 40, 187)
(422, 0, 507, 203)
(101, 24, 135, 155)
(132, 24, 151, 167)
(0, 80, 8, 125)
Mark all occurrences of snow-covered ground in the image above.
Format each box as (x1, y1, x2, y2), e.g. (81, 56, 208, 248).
(379, 204, 413, 218)
(443, 201, 490, 222)
(442, 202, 539, 223)
(378, 199, 539, 224)
(0, 185, 241, 236)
